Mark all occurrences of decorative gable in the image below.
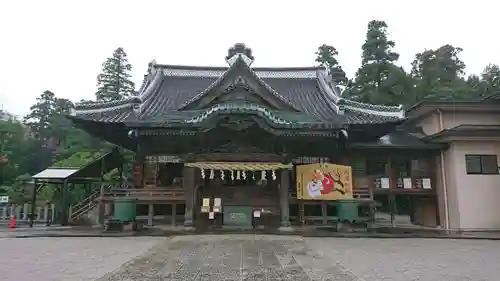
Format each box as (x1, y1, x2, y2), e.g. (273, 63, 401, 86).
(180, 44, 298, 112)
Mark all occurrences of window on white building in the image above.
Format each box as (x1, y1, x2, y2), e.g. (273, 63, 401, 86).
(465, 155, 499, 175)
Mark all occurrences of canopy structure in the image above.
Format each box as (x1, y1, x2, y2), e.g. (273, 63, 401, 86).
(29, 149, 124, 226)
(31, 149, 123, 184)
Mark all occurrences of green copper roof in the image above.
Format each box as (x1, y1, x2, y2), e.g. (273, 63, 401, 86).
(129, 102, 342, 129)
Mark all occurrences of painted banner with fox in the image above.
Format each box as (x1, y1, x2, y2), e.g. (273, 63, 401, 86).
(296, 163, 353, 200)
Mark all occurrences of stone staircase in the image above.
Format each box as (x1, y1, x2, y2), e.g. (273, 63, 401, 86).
(69, 190, 100, 223)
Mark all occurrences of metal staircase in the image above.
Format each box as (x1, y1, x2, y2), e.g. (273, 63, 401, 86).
(69, 190, 100, 222)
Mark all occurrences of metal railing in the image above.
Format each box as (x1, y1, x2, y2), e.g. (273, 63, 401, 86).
(69, 190, 100, 222)
(103, 187, 186, 201)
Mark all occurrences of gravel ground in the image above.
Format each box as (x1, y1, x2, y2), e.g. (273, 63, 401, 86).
(305, 237, 500, 281)
(1, 235, 499, 280)
(0, 237, 164, 281)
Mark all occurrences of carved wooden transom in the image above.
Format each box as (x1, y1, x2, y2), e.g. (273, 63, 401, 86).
(218, 116, 255, 131)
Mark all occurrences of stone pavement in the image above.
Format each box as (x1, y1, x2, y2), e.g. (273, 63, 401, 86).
(98, 235, 358, 281)
(0, 237, 163, 281)
(306, 237, 500, 281)
(98, 235, 500, 281)
(2, 235, 500, 280)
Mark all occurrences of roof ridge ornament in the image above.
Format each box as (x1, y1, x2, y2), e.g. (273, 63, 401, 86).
(226, 43, 254, 66)
(147, 60, 157, 74)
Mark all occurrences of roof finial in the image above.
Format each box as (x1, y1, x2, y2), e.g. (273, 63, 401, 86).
(147, 60, 157, 74)
(225, 43, 254, 66)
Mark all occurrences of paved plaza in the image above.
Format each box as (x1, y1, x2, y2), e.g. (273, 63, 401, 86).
(0, 235, 499, 280)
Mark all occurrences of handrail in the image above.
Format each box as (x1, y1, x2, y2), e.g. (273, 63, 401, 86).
(103, 188, 186, 200)
(69, 190, 100, 221)
(71, 190, 100, 211)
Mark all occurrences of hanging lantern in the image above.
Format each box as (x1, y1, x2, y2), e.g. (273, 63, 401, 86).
(201, 169, 206, 179)
(236, 170, 241, 180)
(209, 169, 215, 179)
(272, 170, 276, 180)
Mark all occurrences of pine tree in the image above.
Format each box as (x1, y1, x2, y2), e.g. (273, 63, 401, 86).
(411, 45, 469, 102)
(315, 44, 347, 86)
(95, 47, 136, 102)
(349, 20, 408, 105)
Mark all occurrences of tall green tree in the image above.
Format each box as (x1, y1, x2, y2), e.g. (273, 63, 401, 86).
(348, 20, 408, 105)
(410, 44, 470, 102)
(95, 47, 136, 102)
(467, 64, 500, 98)
(0, 120, 32, 186)
(315, 44, 348, 86)
(23, 90, 59, 141)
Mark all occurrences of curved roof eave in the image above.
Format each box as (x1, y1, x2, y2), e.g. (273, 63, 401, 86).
(315, 67, 405, 119)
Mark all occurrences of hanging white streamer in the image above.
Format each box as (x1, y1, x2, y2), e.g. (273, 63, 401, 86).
(201, 169, 206, 179)
(230, 170, 234, 180)
(209, 169, 215, 179)
(236, 170, 241, 180)
(272, 170, 276, 180)
(220, 170, 225, 180)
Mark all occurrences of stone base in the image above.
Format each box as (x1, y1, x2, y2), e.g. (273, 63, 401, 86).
(183, 226, 195, 231)
(184, 219, 194, 227)
(280, 220, 291, 227)
(278, 226, 294, 232)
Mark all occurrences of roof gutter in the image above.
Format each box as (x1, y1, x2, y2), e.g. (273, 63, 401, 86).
(437, 109, 450, 231)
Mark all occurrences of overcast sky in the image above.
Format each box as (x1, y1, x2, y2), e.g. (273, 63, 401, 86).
(0, 0, 497, 116)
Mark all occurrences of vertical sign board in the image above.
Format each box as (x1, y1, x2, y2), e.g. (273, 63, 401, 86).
(296, 163, 353, 200)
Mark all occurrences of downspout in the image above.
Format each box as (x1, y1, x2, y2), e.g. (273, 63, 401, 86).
(438, 109, 450, 230)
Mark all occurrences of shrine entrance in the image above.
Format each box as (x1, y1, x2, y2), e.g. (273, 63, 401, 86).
(185, 162, 292, 230)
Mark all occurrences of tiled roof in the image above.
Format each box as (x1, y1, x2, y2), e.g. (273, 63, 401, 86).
(72, 45, 405, 128)
(424, 124, 500, 141)
(350, 131, 443, 149)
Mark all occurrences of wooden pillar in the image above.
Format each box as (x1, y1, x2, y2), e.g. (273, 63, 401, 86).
(133, 154, 145, 189)
(280, 169, 291, 227)
(98, 155, 106, 225)
(105, 203, 112, 216)
(321, 202, 327, 225)
(43, 206, 49, 222)
(61, 180, 69, 226)
(386, 159, 396, 227)
(147, 204, 154, 226)
(172, 204, 176, 226)
(299, 202, 305, 225)
(29, 181, 39, 227)
(183, 166, 195, 227)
